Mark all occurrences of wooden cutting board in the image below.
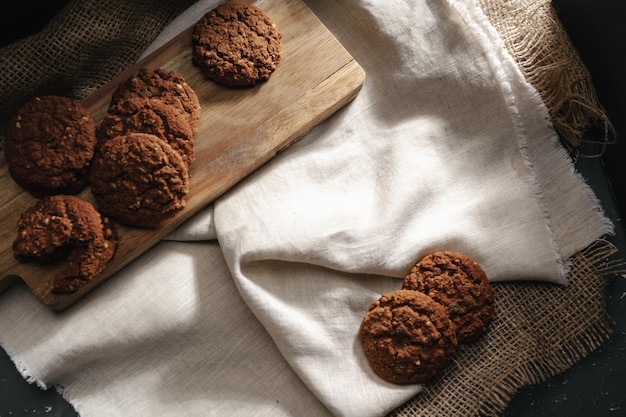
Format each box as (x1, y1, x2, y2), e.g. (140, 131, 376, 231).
(0, 0, 365, 310)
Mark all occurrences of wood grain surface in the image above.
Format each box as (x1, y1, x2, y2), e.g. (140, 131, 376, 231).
(0, 0, 365, 310)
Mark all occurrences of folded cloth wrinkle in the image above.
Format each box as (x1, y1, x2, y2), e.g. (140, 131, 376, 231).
(214, 0, 612, 415)
(2, 241, 334, 416)
(0, 0, 613, 416)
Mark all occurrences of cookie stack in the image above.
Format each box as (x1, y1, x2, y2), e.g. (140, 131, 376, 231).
(359, 251, 495, 384)
(6, 67, 200, 294)
(90, 67, 200, 228)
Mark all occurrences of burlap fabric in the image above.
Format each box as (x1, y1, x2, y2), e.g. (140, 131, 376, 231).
(478, 0, 616, 155)
(392, 240, 623, 417)
(392, 2, 623, 414)
(0, 0, 197, 147)
(0, 1, 622, 416)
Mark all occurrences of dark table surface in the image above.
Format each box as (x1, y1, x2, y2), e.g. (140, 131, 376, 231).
(1, 1, 625, 416)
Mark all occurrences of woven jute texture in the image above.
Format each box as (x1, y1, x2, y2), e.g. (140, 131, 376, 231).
(478, 0, 616, 156)
(0, 1, 622, 417)
(391, 240, 623, 417)
(0, 0, 197, 149)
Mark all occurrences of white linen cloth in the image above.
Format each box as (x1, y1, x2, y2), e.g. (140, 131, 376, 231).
(0, 0, 613, 416)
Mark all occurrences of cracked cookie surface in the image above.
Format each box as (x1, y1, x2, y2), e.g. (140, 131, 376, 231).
(98, 96, 195, 167)
(13, 194, 117, 293)
(90, 132, 189, 228)
(359, 289, 458, 384)
(192, 2, 282, 87)
(4, 95, 96, 196)
(110, 68, 201, 134)
(403, 251, 495, 343)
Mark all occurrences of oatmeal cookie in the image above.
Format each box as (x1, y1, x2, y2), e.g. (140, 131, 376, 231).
(359, 289, 458, 384)
(403, 251, 495, 343)
(97, 96, 195, 166)
(192, 2, 282, 87)
(4, 95, 97, 196)
(13, 194, 117, 293)
(110, 67, 201, 134)
(90, 132, 189, 228)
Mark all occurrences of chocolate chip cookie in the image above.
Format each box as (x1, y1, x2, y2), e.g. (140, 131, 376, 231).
(4, 95, 97, 196)
(403, 251, 495, 343)
(13, 194, 117, 293)
(192, 2, 282, 87)
(359, 289, 458, 384)
(90, 132, 189, 228)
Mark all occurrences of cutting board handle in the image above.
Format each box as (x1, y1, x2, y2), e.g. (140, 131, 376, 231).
(0, 274, 20, 294)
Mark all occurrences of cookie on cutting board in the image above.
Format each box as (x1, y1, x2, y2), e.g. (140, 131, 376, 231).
(13, 194, 117, 294)
(192, 2, 282, 87)
(4, 95, 97, 196)
(97, 96, 195, 167)
(110, 67, 201, 134)
(90, 132, 189, 228)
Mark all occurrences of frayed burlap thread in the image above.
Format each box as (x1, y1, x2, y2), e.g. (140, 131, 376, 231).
(390, 240, 624, 417)
(478, 0, 615, 156)
(0, 0, 197, 149)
